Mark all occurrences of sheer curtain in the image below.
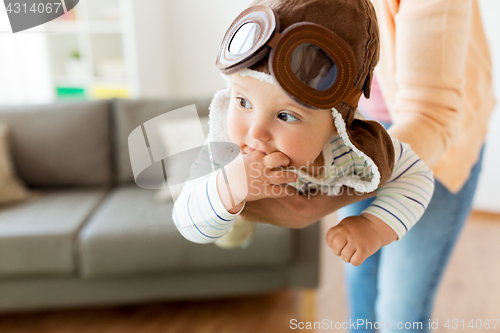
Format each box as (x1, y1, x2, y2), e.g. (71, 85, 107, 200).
(0, 7, 53, 105)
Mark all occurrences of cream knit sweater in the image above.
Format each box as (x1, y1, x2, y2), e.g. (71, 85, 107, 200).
(371, 0, 496, 193)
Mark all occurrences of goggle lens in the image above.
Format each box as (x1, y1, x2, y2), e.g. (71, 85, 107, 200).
(229, 22, 262, 55)
(290, 43, 338, 91)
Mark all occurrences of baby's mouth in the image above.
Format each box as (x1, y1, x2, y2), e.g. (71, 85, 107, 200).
(248, 147, 268, 155)
(242, 146, 252, 154)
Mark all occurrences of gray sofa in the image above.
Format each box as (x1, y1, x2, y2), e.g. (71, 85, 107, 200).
(0, 98, 319, 313)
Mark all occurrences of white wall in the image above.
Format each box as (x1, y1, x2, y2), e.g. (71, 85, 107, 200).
(472, 0, 500, 212)
(122, 0, 170, 99)
(159, 0, 252, 99)
(0, 9, 53, 105)
(125, 0, 252, 99)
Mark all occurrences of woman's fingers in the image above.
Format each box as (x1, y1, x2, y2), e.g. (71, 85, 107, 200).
(264, 184, 296, 198)
(266, 170, 298, 184)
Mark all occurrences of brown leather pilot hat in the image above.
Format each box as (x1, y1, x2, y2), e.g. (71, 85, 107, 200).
(249, 0, 380, 103)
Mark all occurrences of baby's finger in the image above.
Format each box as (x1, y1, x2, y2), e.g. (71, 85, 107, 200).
(326, 227, 337, 247)
(329, 233, 348, 256)
(340, 243, 356, 263)
(350, 251, 365, 266)
(263, 152, 291, 169)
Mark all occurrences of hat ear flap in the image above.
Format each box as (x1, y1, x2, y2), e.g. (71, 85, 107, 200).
(347, 119, 395, 189)
(362, 71, 374, 99)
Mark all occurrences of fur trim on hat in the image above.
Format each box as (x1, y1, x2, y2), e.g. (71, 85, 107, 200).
(238, 68, 277, 85)
(206, 74, 232, 144)
(331, 108, 380, 192)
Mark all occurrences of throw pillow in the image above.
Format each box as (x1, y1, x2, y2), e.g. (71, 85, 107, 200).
(0, 123, 32, 206)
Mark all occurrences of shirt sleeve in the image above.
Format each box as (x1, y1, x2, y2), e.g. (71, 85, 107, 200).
(171, 144, 245, 244)
(362, 137, 435, 239)
(382, 0, 473, 167)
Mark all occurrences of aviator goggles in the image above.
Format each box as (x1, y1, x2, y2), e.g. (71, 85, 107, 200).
(216, 5, 363, 109)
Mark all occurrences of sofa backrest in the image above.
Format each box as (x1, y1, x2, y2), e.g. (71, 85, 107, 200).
(111, 98, 211, 184)
(0, 100, 112, 188)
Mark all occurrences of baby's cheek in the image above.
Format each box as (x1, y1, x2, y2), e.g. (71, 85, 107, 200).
(280, 144, 311, 168)
(289, 146, 322, 169)
(226, 108, 243, 144)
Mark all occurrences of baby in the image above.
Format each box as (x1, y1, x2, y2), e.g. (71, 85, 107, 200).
(172, 0, 434, 266)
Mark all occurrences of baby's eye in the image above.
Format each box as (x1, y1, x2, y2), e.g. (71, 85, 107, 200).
(237, 97, 252, 109)
(277, 112, 300, 122)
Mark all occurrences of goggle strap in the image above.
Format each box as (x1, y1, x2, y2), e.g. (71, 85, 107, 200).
(266, 31, 282, 49)
(342, 87, 363, 109)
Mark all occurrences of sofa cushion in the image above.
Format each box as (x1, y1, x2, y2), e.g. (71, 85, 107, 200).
(112, 98, 211, 184)
(76, 185, 293, 278)
(0, 100, 112, 188)
(0, 189, 107, 276)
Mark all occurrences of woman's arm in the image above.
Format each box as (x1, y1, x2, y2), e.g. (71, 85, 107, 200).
(240, 188, 377, 228)
(375, 0, 473, 166)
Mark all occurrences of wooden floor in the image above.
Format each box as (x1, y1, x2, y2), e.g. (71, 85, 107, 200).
(0, 292, 307, 333)
(0, 211, 499, 333)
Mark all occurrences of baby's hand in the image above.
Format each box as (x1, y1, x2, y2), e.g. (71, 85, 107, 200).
(243, 150, 298, 201)
(326, 213, 397, 266)
(217, 150, 298, 213)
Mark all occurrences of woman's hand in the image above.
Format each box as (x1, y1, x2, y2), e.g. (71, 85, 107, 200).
(240, 187, 377, 229)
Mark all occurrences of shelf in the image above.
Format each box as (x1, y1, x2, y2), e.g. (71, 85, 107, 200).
(53, 76, 91, 87)
(55, 86, 88, 101)
(53, 75, 127, 85)
(45, 0, 138, 101)
(43, 20, 122, 34)
(54, 81, 130, 100)
(43, 21, 82, 34)
(89, 83, 130, 99)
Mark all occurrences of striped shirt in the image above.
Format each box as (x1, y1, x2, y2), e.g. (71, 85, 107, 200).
(172, 135, 435, 243)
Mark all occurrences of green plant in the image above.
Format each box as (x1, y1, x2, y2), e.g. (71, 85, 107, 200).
(70, 50, 81, 60)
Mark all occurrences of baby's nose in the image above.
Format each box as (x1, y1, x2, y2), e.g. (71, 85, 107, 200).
(248, 118, 272, 142)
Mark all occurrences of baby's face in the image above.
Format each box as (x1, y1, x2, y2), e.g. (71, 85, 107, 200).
(227, 74, 336, 171)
